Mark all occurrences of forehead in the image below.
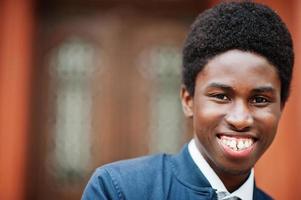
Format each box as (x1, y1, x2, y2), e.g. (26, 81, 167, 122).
(196, 50, 281, 90)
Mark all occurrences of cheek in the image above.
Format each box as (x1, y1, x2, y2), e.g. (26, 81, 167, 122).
(193, 101, 224, 134)
(255, 109, 281, 143)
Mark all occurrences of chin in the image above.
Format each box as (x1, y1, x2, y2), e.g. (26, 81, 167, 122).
(219, 164, 252, 176)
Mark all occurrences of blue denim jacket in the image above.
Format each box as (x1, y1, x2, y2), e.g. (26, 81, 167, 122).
(82, 145, 272, 200)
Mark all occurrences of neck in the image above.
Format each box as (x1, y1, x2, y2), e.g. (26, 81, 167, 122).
(215, 170, 250, 192)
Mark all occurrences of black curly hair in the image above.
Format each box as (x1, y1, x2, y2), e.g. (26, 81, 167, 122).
(182, 1, 294, 105)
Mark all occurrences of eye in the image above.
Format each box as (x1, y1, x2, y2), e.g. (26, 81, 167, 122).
(251, 96, 270, 105)
(209, 93, 230, 101)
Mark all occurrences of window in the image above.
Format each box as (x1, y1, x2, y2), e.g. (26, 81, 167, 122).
(138, 45, 184, 153)
(48, 36, 99, 182)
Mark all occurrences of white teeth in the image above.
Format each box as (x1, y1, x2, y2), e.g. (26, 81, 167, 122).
(230, 140, 236, 148)
(237, 140, 244, 149)
(220, 136, 254, 151)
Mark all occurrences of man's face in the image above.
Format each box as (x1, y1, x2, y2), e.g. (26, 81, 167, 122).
(181, 49, 282, 178)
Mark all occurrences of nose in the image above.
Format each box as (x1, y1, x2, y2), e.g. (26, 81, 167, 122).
(225, 100, 254, 131)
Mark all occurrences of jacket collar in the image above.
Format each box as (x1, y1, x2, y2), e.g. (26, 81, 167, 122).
(169, 144, 217, 198)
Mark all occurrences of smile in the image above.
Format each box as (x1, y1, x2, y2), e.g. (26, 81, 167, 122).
(220, 135, 254, 151)
(217, 134, 257, 158)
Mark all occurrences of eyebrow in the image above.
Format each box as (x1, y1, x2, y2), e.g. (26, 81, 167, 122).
(206, 83, 233, 92)
(206, 83, 276, 94)
(251, 86, 276, 94)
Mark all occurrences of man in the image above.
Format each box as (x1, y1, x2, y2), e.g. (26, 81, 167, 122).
(82, 1, 294, 199)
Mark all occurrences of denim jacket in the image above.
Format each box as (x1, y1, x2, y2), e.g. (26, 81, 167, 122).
(82, 145, 272, 200)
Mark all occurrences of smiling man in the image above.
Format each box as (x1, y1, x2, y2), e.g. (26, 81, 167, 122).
(82, 1, 294, 200)
(181, 49, 283, 199)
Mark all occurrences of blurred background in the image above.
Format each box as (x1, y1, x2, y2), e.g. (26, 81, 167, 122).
(0, 0, 300, 199)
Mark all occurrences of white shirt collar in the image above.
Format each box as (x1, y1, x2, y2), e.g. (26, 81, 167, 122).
(188, 139, 254, 200)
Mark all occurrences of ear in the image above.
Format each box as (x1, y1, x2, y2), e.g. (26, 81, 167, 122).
(180, 85, 194, 118)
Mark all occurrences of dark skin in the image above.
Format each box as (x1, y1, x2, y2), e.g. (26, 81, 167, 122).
(181, 49, 282, 192)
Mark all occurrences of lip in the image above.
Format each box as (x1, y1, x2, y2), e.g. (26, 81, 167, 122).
(217, 132, 258, 140)
(216, 133, 257, 159)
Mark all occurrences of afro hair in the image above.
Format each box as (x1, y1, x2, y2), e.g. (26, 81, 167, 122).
(182, 1, 294, 104)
